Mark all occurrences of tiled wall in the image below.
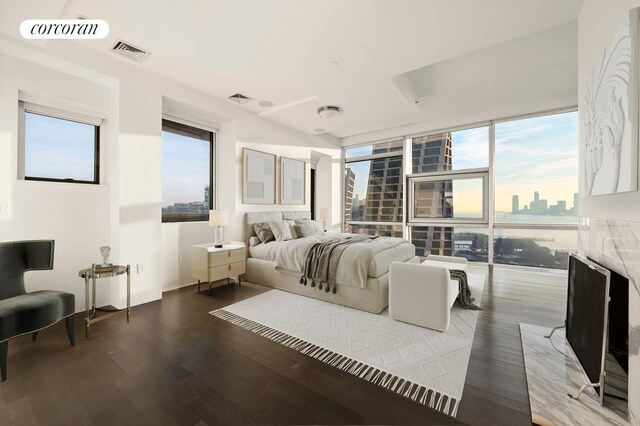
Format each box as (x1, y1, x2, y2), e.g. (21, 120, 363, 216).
(578, 217, 640, 424)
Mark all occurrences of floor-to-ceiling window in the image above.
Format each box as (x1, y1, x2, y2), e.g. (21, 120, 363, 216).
(342, 109, 578, 269)
(407, 126, 490, 259)
(344, 139, 404, 237)
(493, 111, 578, 269)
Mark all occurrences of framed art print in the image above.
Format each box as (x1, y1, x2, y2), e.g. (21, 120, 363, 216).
(280, 156, 305, 205)
(242, 148, 276, 204)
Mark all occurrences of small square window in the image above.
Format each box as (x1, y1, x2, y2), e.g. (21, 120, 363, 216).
(23, 110, 99, 184)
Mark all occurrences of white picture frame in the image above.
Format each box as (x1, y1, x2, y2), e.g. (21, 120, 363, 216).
(579, 9, 639, 197)
(280, 156, 306, 205)
(242, 148, 276, 204)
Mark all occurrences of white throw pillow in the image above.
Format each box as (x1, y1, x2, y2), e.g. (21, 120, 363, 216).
(294, 219, 324, 237)
(248, 236, 261, 247)
(286, 219, 299, 239)
(269, 220, 294, 241)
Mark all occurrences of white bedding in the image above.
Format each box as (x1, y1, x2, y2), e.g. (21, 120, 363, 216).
(248, 233, 415, 288)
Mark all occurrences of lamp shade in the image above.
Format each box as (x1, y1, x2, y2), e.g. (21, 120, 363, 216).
(319, 208, 330, 219)
(209, 210, 228, 227)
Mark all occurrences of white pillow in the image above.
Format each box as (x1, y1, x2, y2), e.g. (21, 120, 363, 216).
(286, 219, 299, 239)
(294, 219, 324, 237)
(269, 220, 293, 241)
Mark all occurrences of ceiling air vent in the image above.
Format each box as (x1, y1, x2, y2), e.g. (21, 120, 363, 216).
(228, 93, 254, 104)
(111, 40, 150, 63)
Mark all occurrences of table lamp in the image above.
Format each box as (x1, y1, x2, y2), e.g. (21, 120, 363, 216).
(210, 210, 228, 248)
(319, 208, 329, 231)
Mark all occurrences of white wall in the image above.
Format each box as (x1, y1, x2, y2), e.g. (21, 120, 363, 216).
(578, 1, 640, 424)
(578, 0, 640, 224)
(0, 37, 341, 302)
(0, 55, 113, 309)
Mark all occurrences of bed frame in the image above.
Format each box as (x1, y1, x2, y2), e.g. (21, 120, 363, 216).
(244, 211, 418, 314)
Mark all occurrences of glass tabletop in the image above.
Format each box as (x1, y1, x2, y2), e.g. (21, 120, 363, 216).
(79, 264, 128, 278)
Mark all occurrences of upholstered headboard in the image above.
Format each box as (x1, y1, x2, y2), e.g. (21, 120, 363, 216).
(244, 210, 311, 242)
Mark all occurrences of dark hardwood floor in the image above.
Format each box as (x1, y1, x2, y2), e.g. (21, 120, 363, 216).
(0, 265, 566, 425)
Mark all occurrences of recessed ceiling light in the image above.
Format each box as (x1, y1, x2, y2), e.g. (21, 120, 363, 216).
(258, 100, 274, 107)
(314, 128, 326, 133)
(317, 105, 342, 119)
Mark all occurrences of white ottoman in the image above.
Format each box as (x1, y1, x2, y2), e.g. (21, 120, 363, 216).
(388, 255, 468, 331)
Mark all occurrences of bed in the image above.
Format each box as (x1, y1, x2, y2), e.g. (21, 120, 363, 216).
(244, 211, 419, 313)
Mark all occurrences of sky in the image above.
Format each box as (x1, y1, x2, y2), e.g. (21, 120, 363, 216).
(25, 112, 96, 181)
(162, 130, 210, 207)
(346, 111, 578, 216)
(494, 111, 578, 212)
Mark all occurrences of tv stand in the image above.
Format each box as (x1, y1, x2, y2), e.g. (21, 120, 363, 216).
(570, 379, 602, 400)
(520, 323, 628, 425)
(544, 323, 565, 339)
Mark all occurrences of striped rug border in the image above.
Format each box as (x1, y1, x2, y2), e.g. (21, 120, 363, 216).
(211, 308, 460, 417)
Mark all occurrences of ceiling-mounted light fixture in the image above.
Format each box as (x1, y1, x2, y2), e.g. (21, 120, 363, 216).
(317, 105, 342, 119)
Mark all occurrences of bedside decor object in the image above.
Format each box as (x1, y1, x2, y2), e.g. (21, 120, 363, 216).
(580, 9, 638, 196)
(210, 209, 228, 248)
(319, 208, 329, 231)
(242, 148, 276, 204)
(192, 242, 246, 294)
(79, 264, 131, 338)
(280, 156, 305, 205)
(99, 245, 112, 266)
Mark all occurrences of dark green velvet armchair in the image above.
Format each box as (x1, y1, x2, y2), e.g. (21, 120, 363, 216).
(0, 240, 75, 381)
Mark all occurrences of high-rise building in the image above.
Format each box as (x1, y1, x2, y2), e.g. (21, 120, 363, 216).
(344, 168, 355, 223)
(204, 185, 210, 206)
(410, 133, 454, 256)
(347, 134, 454, 256)
(512, 195, 519, 214)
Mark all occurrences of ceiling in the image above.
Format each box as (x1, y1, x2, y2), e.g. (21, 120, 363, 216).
(0, 0, 584, 138)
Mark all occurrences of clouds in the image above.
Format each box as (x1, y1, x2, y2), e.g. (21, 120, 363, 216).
(495, 112, 578, 210)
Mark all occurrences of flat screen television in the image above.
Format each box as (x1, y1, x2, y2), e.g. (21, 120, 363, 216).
(566, 252, 629, 404)
(566, 253, 609, 402)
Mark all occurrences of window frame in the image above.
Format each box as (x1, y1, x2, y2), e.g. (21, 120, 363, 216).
(407, 170, 489, 225)
(342, 107, 579, 266)
(343, 139, 405, 232)
(161, 118, 216, 224)
(19, 102, 102, 185)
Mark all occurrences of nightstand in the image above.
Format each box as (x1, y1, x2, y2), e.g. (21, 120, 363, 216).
(191, 242, 246, 294)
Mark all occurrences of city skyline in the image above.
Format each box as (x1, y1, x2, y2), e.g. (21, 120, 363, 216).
(510, 190, 578, 216)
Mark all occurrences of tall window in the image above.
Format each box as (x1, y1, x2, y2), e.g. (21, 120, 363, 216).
(407, 126, 490, 258)
(344, 139, 403, 237)
(494, 111, 578, 268)
(22, 108, 100, 184)
(162, 119, 214, 223)
(342, 110, 578, 270)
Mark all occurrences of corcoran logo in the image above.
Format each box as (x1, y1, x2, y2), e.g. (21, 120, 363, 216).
(20, 19, 109, 39)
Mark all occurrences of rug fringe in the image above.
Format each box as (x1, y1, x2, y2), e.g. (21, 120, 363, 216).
(211, 309, 459, 418)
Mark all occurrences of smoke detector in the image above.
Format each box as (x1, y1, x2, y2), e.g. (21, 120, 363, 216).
(111, 40, 150, 62)
(317, 105, 342, 119)
(228, 93, 254, 104)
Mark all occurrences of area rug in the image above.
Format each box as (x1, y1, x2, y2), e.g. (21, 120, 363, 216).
(211, 271, 486, 417)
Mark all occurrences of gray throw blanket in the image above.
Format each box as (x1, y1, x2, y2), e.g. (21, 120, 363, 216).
(450, 269, 482, 310)
(299, 235, 379, 294)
